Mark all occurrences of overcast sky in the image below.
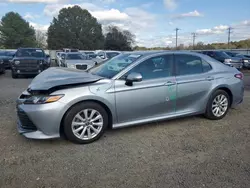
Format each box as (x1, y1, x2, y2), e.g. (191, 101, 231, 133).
(0, 0, 249, 47)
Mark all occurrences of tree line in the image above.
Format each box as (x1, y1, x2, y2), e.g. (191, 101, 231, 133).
(0, 6, 135, 50)
(134, 40, 250, 51)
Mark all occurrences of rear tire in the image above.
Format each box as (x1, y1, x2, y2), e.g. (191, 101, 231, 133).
(63, 102, 109, 144)
(205, 90, 230, 120)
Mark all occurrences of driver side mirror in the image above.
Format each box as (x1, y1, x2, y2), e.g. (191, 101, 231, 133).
(46, 54, 50, 58)
(125, 72, 142, 86)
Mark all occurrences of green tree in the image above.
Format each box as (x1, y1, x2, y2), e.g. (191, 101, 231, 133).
(0, 12, 36, 48)
(47, 6, 104, 50)
(104, 26, 135, 51)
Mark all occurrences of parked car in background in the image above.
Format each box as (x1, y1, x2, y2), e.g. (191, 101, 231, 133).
(62, 48, 79, 53)
(16, 51, 244, 144)
(45, 53, 51, 67)
(81, 51, 97, 60)
(97, 50, 121, 59)
(201, 51, 243, 69)
(0, 50, 16, 68)
(11, 48, 50, 78)
(0, 59, 5, 74)
(56, 52, 66, 66)
(60, 52, 95, 70)
(92, 50, 121, 64)
(224, 51, 250, 69)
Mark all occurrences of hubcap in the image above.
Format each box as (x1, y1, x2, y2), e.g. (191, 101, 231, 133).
(71, 109, 103, 140)
(212, 94, 228, 117)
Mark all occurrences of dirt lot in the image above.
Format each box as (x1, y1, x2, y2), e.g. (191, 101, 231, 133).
(0, 70, 250, 188)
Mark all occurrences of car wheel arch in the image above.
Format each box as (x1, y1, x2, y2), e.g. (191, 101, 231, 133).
(209, 85, 233, 107)
(59, 99, 114, 138)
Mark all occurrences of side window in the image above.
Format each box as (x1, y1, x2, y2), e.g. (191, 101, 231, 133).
(123, 55, 173, 80)
(202, 60, 212, 72)
(175, 54, 203, 76)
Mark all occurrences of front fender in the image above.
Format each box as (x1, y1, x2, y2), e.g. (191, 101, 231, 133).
(52, 84, 117, 124)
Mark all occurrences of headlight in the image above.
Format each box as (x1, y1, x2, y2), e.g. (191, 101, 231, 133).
(15, 60, 20, 65)
(23, 95, 64, 104)
(0, 60, 3, 64)
(39, 60, 44, 65)
(243, 60, 249, 63)
(224, 59, 231, 63)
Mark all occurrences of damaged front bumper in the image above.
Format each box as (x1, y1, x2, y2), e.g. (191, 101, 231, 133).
(16, 96, 69, 140)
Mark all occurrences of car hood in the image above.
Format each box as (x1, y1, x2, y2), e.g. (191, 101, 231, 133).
(0, 56, 13, 60)
(65, 60, 95, 64)
(28, 67, 102, 92)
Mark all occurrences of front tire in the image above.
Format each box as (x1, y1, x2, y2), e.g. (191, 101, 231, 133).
(0, 68, 5, 74)
(63, 102, 109, 144)
(11, 71, 17, 79)
(205, 90, 230, 120)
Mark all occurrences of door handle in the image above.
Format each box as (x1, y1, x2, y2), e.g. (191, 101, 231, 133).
(164, 81, 176, 85)
(206, 76, 214, 81)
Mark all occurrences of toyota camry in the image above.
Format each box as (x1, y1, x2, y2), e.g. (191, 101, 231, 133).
(16, 51, 244, 144)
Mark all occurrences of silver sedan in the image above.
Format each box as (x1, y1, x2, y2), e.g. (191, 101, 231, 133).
(61, 52, 95, 71)
(16, 51, 244, 144)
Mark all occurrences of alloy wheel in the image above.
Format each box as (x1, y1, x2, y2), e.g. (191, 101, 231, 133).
(71, 109, 103, 140)
(211, 94, 228, 117)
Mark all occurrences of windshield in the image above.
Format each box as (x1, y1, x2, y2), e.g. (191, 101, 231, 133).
(226, 52, 238, 57)
(85, 52, 95, 55)
(89, 53, 142, 78)
(215, 51, 231, 59)
(16, 49, 45, 58)
(89, 54, 97, 58)
(66, 53, 85, 60)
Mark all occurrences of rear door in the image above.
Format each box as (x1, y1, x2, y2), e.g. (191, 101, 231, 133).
(174, 54, 214, 114)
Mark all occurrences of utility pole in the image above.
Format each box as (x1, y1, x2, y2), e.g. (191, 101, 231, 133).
(191, 32, 197, 50)
(227, 27, 233, 49)
(175, 28, 180, 49)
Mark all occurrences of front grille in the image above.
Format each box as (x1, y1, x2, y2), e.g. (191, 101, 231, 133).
(76, 64, 87, 70)
(18, 60, 39, 68)
(17, 109, 37, 131)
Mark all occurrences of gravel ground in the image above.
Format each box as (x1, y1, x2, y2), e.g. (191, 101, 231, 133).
(0, 70, 250, 188)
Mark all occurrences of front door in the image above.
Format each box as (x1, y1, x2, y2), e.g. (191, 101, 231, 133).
(114, 54, 176, 124)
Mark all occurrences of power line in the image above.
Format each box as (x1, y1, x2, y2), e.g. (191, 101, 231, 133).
(175, 28, 180, 49)
(227, 27, 233, 49)
(191, 32, 197, 49)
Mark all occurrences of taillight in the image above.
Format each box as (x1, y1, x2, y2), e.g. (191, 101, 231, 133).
(234, 73, 243, 80)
